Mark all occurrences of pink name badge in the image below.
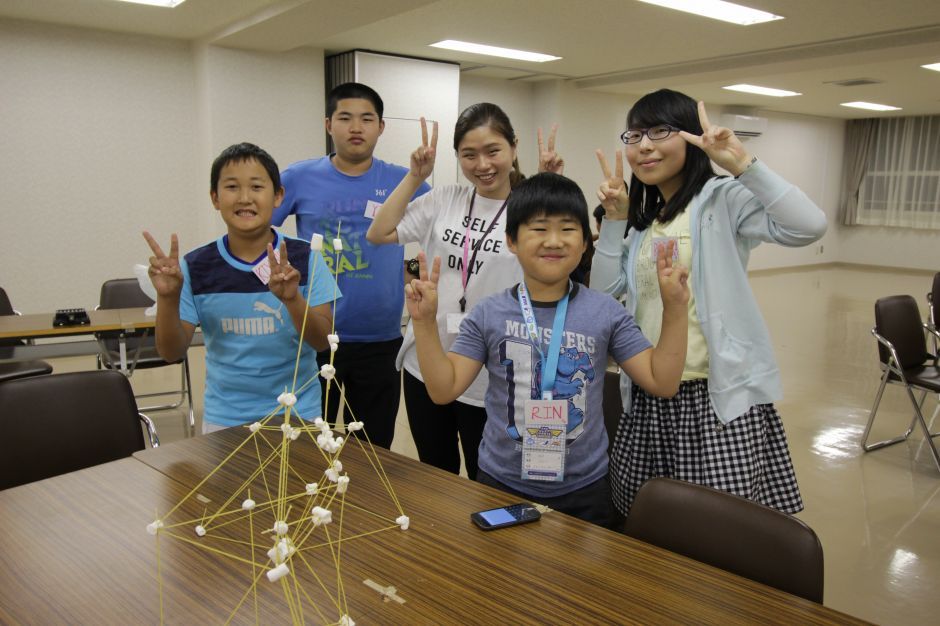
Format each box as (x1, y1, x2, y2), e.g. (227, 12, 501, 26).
(252, 248, 280, 285)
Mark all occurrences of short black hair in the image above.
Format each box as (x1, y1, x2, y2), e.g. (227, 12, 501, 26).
(505, 172, 590, 243)
(327, 82, 384, 119)
(593, 205, 605, 223)
(210, 143, 281, 193)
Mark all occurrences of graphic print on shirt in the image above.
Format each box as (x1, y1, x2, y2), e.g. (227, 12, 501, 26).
(440, 214, 505, 276)
(221, 298, 285, 336)
(498, 338, 596, 442)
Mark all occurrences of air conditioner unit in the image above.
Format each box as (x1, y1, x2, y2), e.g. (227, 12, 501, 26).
(719, 113, 767, 139)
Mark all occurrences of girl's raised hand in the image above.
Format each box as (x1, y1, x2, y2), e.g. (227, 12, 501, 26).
(409, 117, 438, 181)
(679, 101, 753, 176)
(655, 240, 690, 310)
(267, 240, 301, 303)
(405, 252, 441, 322)
(595, 149, 628, 220)
(537, 124, 565, 175)
(143, 231, 184, 298)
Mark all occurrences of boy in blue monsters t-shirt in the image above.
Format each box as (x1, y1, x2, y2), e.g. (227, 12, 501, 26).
(406, 172, 688, 528)
(144, 143, 340, 432)
(273, 83, 430, 448)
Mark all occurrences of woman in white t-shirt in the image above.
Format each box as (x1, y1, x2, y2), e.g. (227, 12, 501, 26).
(367, 103, 562, 479)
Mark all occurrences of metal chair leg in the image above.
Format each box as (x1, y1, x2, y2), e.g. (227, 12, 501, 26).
(904, 384, 940, 473)
(862, 370, 916, 451)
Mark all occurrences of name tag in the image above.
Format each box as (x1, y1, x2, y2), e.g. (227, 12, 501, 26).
(446, 312, 466, 334)
(650, 236, 679, 262)
(364, 200, 382, 220)
(521, 398, 568, 482)
(252, 248, 280, 285)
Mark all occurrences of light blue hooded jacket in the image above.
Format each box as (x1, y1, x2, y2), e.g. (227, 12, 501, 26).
(591, 160, 827, 423)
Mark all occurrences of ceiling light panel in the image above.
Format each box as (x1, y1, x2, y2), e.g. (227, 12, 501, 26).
(636, 0, 783, 25)
(430, 40, 560, 63)
(723, 84, 801, 97)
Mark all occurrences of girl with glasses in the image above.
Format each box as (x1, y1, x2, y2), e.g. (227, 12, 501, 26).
(367, 104, 563, 480)
(591, 88, 827, 517)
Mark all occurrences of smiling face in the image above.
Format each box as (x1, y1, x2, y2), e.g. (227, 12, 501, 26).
(508, 213, 587, 296)
(210, 158, 284, 240)
(326, 97, 385, 167)
(625, 130, 688, 201)
(456, 125, 517, 200)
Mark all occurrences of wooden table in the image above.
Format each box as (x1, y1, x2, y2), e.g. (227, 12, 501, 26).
(0, 427, 868, 625)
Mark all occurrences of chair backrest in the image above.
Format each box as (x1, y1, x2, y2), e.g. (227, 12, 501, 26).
(0, 287, 14, 316)
(930, 272, 939, 327)
(602, 369, 623, 453)
(0, 370, 146, 490)
(623, 477, 824, 603)
(874, 295, 929, 369)
(99, 278, 155, 309)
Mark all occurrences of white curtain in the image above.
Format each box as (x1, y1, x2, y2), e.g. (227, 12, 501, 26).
(853, 115, 940, 229)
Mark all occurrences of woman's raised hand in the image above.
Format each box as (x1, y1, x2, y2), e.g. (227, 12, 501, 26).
(409, 117, 438, 180)
(537, 124, 565, 175)
(143, 231, 184, 298)
(679, 101, 753, 176)
(595, 149, 628, 220)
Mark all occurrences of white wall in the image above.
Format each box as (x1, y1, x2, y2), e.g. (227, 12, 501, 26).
(0, 18, 324, 311)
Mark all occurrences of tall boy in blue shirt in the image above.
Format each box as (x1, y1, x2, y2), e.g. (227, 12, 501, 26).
(406, 172, 688, 527)
(144, 142, 338, 432)
(273, 83, 430, 448)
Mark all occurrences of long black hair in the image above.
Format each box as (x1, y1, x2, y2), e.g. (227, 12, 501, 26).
(454, 103, 525, 188)
(626, 89, 715, 231)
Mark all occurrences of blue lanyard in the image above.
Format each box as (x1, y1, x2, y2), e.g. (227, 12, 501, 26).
(517, 282, 570, 400)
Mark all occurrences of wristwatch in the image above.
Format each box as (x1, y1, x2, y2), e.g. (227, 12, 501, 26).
(406, 257, 420, 276)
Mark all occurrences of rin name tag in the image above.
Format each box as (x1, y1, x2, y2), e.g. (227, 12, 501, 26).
(521, 398, 568, 482)
(252, 248, 281, 285)
(364, 199, 382, 220)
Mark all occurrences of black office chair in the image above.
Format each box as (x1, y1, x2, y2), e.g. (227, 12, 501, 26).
(602, 369, 624, 455)
(0, 370, 158, 490)
(862, 295, 940, 472)
(96, 278, 194, 436)
(928, 272, 939, 350)
(623, 477, 824, 603)
(0, 287, 53, 384)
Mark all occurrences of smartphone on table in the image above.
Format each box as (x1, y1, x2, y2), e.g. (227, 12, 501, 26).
(471, 502, 541, 531)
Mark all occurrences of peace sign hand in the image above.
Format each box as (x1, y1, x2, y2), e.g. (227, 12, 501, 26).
(678, 101, 753, 176)
(404, 252, 441, 323)
(267, 240, 301, 303)
(595, 149, 628, 220)
(537, 125, 565, 175)
(409, 117, 438, 181)
(143, 231, 184, 298)
(655, 240, 690, 310)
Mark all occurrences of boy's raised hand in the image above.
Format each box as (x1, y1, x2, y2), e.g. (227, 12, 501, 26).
(679, 101, 753, 177)
(143, 231, 183, 297)
(655, 240, 690, 309)
(595, 149, 628, 220)
(405, 252, 441, 322)
(409, 117, 438, 181)
(537, 125, 565, 175)
(267, 240, 301, 302)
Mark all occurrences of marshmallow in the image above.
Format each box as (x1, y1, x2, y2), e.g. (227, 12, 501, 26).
(305, 482, 319, 495)
(314, 417, 325, 428)
(346, 421, 364, 432)
(242, 498, 256, 511)
(332, 238, 343, 251)
(277, 392, 297, 407)
(396, 515, 410, 531)
(268, 538, 296, 563)
(290, 428, 301, 441)
(310, 233, 324, 251)
(319, 364, 336, 380)
(273, 520, 289, 536)
(146, 520, 164, 535)
(329, 342, 339, 352)
(332, 460, 343, 473)
(339, 616, 355, 626)
(310, 506, 332, 527)
(249, 422, 262, 433)
(195, 525, 207, 537)
(327, 333, 339, 344)
(266, 563, 290, 583)
(336, 475, 350, 494)
(280, 423, 292, 435)
(325, 468, 339, 483)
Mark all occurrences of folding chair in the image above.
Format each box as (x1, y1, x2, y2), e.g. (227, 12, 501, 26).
(0, 287, 53, 383)
(623, 477, 824, 603)
(96, 278, 194, 436)
(0, 370, 158, 491)
(862, 295, 940, 472)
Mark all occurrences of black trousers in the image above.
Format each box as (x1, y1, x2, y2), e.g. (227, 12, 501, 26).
(403, 369, 487, 480)
(476, 470, 622, 530)
(317, 337, 403, 449)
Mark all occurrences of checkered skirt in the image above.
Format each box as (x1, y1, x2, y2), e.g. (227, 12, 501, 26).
(610, 379, 804, 516)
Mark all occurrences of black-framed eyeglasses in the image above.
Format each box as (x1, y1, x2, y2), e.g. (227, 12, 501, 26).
(620, 125, 680, 145)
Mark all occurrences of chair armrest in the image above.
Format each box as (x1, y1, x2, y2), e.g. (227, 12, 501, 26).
(139, 412, 160, 448)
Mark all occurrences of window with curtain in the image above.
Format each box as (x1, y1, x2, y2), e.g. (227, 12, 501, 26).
(840, 115, 940, 229)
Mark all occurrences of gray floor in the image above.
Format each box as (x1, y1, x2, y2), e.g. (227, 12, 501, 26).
(47, 264, 940, 624)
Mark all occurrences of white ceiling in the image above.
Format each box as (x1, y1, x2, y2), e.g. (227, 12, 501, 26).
(4, 0, 940, 118)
